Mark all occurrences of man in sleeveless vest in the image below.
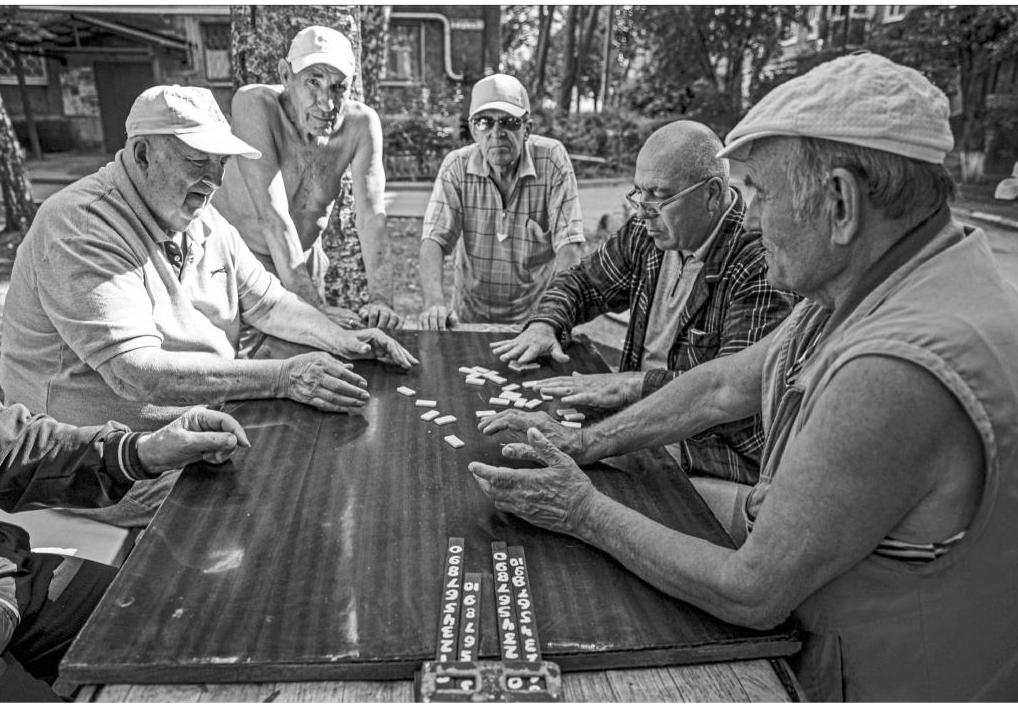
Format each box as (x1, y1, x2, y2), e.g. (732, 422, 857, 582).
(469, 52, 1018, 700)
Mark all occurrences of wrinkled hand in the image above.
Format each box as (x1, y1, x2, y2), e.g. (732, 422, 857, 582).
(282, 351, 371, 412)
(346, 328, 419, 369)
(468, 427, 598, 536)
(489, 322, 568, 364)
(136, 406, 251, 474)
(359, 302, 403, 329)
(477, 409, 590, 463)
(324, 306, 365, 330)
(535, 372, 644, 408)
(419, 304, 458, 331)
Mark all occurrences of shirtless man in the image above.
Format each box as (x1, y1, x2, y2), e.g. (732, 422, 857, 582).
(215, 25, 400, 332)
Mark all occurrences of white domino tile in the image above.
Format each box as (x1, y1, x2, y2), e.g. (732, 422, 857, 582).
(396, 386, 416, 396)
(434, 415, 457, 426)
(489, 397, 511, 407)
(561, 420, 582, 429)
(420, 410, 440, 421)
(475, 409, 497, 418)
(415, 399, 437, 407)
(443, 435, 465, 449)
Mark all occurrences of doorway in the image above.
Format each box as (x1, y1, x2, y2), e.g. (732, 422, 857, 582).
(94, 60, 154, 152)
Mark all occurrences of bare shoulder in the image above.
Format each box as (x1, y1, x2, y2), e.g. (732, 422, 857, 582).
(231, 84, 284, 124)
(341, 100, 381, 134)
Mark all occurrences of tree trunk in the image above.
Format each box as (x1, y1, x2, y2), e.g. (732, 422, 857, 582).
(533, 6, 554, 102)
(576, 5, 600, 109)
(958, 46, 991, 182)
(598, 6, 615, 112)
(11, 49, 41, 160)
(359, 5, 390, 108)
(558, 5, 580, 113)
(230, 6, 371, 309)
(0, 89, 35, 239)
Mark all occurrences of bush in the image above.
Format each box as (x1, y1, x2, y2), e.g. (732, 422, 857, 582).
(382, 114, 459, 181)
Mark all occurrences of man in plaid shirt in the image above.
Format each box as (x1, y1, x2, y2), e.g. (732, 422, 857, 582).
(419, 74, 586, 328)
(489, 121, 797, 492)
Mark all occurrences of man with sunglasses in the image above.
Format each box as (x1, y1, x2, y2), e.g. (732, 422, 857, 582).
(489, 120, 796, 493)
(214, 26, 401, 349)
(419, 74, 585, 329)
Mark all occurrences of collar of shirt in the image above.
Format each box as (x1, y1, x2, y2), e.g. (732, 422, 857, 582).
(466, 139, 538, 181)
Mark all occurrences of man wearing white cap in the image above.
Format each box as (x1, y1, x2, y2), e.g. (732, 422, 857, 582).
(419, 73, 585, 328)
(467, 52, 1018, 700)
(214, 25, 401, 339)
(0, 85, 418, 527)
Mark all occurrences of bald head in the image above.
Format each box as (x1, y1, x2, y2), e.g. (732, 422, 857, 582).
(636, 120, 729, 186)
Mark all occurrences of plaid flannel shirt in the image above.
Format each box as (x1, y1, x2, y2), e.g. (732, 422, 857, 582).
(422, 135, 585, 324)
(529, 188, 799, 483)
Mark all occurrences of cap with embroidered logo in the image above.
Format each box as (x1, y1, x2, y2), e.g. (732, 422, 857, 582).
(718, 52, 954, 165)
(126, 85, 261, 159)
(287, 26, 356, 77)
(469, 74, 531, 119)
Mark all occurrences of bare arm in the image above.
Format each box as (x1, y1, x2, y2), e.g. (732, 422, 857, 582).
(474, 354, 982, 629)
(350, 105, 399, 326)
(229, 91, 323, 307)
(419, 238, 457, 330)
(480, 325, 775, 462)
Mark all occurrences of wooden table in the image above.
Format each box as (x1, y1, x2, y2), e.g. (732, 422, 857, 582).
(66, 330, 801, 701)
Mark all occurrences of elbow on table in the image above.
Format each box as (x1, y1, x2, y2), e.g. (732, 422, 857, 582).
(715, 570, 796, 631)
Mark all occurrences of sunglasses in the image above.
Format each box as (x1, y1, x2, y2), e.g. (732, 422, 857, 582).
(625, 177, 714, 218)
(471, 115, 526, 133)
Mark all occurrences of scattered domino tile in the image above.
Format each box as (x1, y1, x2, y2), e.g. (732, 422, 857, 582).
(485, 373, 508, 385)
(502, 383, 520, 392)
(415, 399, 438, 408)
(521, 380, 540, 389)
(489, 397, 511, 407)
(513, 398, 528, 408)
(396, 386, 416, 396)
(420, 410, 440, 421)
(499, 390, 522, 400)
(458, 366, 474, 374)
(524, 398, 542, 410)
(540, 392, 554, 401)
(465, 376, 486, 386)
(475, 409, 497, 418)
(473, 366, 491, 374)
(561, 420, 582, 429)
(434, 415, 457, 426)
(562, 412, 586, 422)
(556, 408, 578, 417)
(444, 435, 465, 449)
(508, 360, 541, 372)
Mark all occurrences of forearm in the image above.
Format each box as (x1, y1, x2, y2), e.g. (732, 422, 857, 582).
(357, 212, 394, 304)
(262, 216, 324, 308)
(0, 405, 145, 511)
(573, 491, 777, 628)
(419, 239, 447, 308)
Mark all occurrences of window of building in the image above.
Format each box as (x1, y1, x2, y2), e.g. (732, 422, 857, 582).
(806, 6, 822, 39)
(828, 5, 848, 20)
(201, 22, 231, 82)
(0, 47, 48, 86)
(383, 22, 424, 84)
(882, 6, 908, 23)
(779, 17, 799, 46)
(849, 5, 871, 19)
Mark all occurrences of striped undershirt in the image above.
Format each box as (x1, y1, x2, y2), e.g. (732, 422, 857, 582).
(874, 531, 966, 563)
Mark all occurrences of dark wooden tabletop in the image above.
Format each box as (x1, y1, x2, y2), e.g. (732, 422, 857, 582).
(62, 330, 798, 687)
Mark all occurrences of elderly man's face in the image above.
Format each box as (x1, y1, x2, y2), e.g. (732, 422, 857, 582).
(470, 109, 530, 170)
(139, 137, 228, 232)
(743, 141, 835, 297)
(631, 159, 718, 253)
(285, 63, 349, 144)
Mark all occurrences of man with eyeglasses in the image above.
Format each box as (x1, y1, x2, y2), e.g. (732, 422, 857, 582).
(488, 120, 796, 496)
(214, 26, 402, 348)
(419, 74, 586, 329)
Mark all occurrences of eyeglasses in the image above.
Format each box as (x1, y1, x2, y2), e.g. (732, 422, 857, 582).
(471, 115, 526, 133)
(625, 177, 714, 218)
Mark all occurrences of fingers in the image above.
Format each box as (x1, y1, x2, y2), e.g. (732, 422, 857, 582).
(527, 426, 571, 466)
(477, 409, 537, 436)
(420, 306, 447, 331)
(189, 432, 240, 464)
(549, 341, 570, 363)
(334, 333, 372, 358)
(501, 442, 542, 463)
(488, 338, 521, 356)
(360, 305, 381, 328)
(356, 330, 419, 368)
(533, 376, 574, 396)
(468, 461, 516, 491)
(183, 408, 252, 448)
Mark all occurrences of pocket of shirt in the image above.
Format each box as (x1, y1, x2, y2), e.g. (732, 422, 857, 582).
(684, 327, 720, 365)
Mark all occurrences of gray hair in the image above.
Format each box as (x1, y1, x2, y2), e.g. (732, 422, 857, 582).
(780, 137, 955, 221)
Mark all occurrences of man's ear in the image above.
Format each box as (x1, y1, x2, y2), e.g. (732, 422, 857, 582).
(132, 137, 151, 169)
(826, 167, 863, 245)
(277, 58, 293, 84)
(523, 119, 533, 141)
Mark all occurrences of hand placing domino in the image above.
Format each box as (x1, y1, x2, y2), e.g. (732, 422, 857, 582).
(396, 386, 416, 396)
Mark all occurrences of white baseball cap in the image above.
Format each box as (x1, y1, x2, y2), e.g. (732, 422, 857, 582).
(287, 26, 356, 77)
(718, 52, 954, 165)
(995, 162, 1018, 200)
(469, 74, 531, 119)
(126, 85, 261, 159)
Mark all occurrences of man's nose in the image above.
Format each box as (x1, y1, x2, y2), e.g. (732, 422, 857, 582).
(203, 161, 226, 189)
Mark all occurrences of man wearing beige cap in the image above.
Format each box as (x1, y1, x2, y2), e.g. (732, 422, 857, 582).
(0, 85, 418, 527)
(214, 25, 401, 341)
(468, 52, 1018, 700)
(419, 73, 585, 328)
